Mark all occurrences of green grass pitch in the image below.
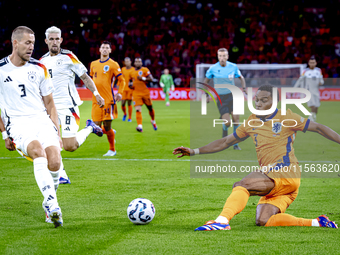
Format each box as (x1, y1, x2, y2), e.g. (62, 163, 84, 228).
(0, 100, 339, 254)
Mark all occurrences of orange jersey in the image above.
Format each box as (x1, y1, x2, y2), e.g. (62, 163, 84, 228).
(121, 66, 134, 92)
(129, 67, 151, 95)
(234, 108, 310, 168)
(90, 58, 125, 104)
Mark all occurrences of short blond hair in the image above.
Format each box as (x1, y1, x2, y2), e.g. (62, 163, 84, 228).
(45, 26, 62, 39)
(218, 48, 229, 54)
(11, 26, 34, 42)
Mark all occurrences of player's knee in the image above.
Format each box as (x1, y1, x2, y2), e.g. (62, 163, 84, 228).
(63, 144, 78, 152)
(233, 179, 252, 190)
(28, 146, 46, 159)
(255, 217, 268, 227)
(48, 158, 61, 171)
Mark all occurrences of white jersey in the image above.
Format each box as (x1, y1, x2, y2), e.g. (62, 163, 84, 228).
(294, 67, 324, 96)
(40, 49, 87, 109)
(0, 56, 54, 119)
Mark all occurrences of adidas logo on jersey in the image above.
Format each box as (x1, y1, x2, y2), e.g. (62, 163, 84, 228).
(4, 76, 12, 82)
(64, 127, 70, 131)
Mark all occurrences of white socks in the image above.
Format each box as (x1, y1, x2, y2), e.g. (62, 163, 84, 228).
(215, 216, 229, 224)
(76, 126, 92, 147)
(312, 219, 320, 227)
(33, 157, 58, 207)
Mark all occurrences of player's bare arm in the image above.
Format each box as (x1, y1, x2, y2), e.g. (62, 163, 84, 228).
(239, 75, 247, 94)
(307, 121, 340, 144)
(114, 74, 126, 102)
(0, 114, 15, 151)
(173, 134, 242, 158)
(138, 74, 153, 82)
(203, 77, 211, 84)
(80, 72, 105, 107)
(42, 93, 62, 148)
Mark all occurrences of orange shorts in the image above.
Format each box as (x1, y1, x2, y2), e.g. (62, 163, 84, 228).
(122, 89, 133, 100)
(258, 163, 301, 213)
(91, 101, 118, 122)
(133, 93, 152, 106)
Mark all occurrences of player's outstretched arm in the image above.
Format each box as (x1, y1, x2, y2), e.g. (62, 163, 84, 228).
(307, 121, 340, 144)
(80, 73, 105, 107)
(173, 134, 241, 158)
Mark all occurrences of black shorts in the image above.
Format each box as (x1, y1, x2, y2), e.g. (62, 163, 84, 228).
(217, 94, 233, 118)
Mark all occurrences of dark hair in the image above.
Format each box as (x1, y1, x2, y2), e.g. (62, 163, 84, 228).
(258, 84, 280, 102)
(101, 41, 111, 47)
(309, 55, 316, 61)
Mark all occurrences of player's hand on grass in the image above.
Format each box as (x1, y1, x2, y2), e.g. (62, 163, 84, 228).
(173, 146, 194, 158)
(114, 93, 122, 102)
(96, 94, 105, 108)
(5, 138, 15, 151)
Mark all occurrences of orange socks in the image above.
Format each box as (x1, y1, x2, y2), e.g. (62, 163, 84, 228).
(128, 105, 133, 119)
(106, 129, 115, 151)
(101, 125, 115, 151)
(265, 213, 312, 227)
(220, 186, 250, 221)
(136, 111, 143, 125)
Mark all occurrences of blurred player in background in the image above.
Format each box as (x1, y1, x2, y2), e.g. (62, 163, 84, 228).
(121, 57, 134, 122)
(294, 56, 324, 122)
(90, 41, 125, 156)
(41, 26, 105, 184)
(129, 58, 157, 132)
(204, 48, 246, 150)
(159, 68, 175, 106)
(174, 84, 339, 231)
(0, 26, 63, 227)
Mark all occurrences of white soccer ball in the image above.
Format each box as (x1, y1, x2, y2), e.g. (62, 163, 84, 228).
(127, 198, 155, 225)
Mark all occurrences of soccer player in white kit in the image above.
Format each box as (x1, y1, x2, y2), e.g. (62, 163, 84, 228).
(294, 56, 324, 122)
(40, 26, 105, 184)
(0, 26, 63, 228)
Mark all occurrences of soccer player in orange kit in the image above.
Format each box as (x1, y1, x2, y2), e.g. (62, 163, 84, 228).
(173, 84, 339, 230)
(90, 41, 125, 156)
(121, 57, 134, 122)
(129, 58, 157, 132)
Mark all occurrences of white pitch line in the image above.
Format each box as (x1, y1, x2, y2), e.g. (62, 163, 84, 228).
(0, 157, 337, 163)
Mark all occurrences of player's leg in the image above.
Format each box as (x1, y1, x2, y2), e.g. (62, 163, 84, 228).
(127, 99, 133, 122)
(220, 112, 231, 138)
(102, 119, 116, 156)
(258, 191, 337, 228)
(195, 171, 274, 231)
(145, 98, 157, 131)
(231, 113, 241, 150)
(164, 88, 170, 106)
(121, 96, 127, 121)
(134, 95, 144, 132)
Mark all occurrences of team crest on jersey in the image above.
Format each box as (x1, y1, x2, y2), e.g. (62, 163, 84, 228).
(56, 59, 63, 66)
(104, 65, 110, 73)
(28, 71, 37, 82)
(272, 122, 282, 134)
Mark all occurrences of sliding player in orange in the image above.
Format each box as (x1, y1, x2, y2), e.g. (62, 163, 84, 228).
(174, 84, 339, 230)
(121, 57, 134, 122)
(90, 41, 125, 156)
(129, 58, 157, 132)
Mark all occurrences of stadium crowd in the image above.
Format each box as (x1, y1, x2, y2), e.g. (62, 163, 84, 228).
(0, 0, 339, 87)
